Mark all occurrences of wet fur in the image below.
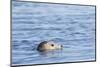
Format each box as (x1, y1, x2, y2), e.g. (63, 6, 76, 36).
(37, 41, 48, 51)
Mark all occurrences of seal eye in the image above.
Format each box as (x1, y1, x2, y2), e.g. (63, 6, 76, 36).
(51, 44, 54, 47)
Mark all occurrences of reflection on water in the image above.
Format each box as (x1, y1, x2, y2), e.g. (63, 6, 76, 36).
(38, 49, 63, 58)
(12, 1, 96, 65)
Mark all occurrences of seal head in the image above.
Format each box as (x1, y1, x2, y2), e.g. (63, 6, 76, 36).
(37, 41, 62, 51)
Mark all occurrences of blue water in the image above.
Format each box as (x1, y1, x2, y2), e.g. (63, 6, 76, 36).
(12, 1, 96, 65)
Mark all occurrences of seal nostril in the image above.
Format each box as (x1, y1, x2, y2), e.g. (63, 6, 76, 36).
(61, 45, 63, 47)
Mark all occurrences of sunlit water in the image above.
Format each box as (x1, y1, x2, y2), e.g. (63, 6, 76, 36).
(12, 1, 96, 65)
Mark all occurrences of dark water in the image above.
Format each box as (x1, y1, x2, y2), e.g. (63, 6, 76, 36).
(12, 1, 96, 65)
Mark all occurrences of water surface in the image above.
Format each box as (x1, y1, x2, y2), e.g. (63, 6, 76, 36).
(12, 1, 96, 65)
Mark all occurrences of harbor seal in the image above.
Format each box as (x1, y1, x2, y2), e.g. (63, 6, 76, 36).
(37, 41, 63, 51)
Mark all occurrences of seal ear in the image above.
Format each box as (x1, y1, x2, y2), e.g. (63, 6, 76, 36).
(37, 41, 48, 51)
